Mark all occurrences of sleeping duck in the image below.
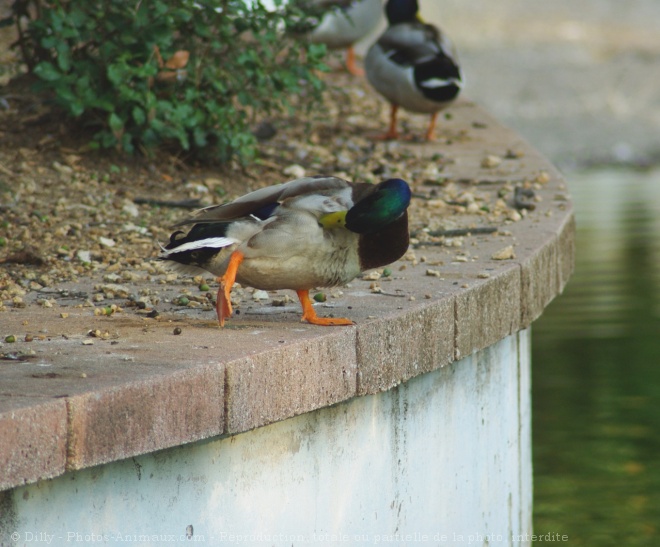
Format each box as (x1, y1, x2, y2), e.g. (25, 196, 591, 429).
(306, 0, 384, 76)
(364, 0, 462, 140)
(159, 176, 411, 326)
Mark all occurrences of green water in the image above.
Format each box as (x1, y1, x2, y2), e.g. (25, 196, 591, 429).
(532, 167, 660, 545)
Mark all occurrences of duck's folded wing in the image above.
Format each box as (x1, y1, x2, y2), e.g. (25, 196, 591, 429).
(378, 23, 444, 65)
(173, 176, 350, 226)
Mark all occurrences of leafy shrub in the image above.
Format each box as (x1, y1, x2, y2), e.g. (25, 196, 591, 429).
(4, 0, 328, 162)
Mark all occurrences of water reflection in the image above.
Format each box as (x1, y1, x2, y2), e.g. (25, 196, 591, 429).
(532, 167, 660, 545)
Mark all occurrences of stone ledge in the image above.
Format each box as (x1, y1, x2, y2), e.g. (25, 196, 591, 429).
(0, 100, 574, 491)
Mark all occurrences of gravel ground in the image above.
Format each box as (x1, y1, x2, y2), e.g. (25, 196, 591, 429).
(11, 0, 653, 322)
(1, 55, 537, 323)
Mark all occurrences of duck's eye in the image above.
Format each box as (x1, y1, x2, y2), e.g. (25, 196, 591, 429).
(190, 251, 199, 260)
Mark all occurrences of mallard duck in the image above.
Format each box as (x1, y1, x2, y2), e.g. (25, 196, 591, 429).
(159, 176, 411, 326)
(306, 0, 384, 76)
(364, 0, 462, 140)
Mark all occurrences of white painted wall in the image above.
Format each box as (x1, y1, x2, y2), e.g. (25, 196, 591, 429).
(3, 330, 532, 547)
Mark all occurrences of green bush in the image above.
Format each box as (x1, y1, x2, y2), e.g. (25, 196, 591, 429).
(5, 0, 328, 162)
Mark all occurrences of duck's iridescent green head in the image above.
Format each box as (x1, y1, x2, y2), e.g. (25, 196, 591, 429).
(346, 178, 411, 234)
(385, 0, 420, 25)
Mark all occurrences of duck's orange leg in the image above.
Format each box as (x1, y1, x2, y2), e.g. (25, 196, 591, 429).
(425, 112, 439, 141)
(345, 46, 364, 77)
(215, 250, 244, 327)
(296, 290, 354, 326)
(373, 104, 400, 141)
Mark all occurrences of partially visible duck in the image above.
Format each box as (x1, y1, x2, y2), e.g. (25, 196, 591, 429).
(364, 0, 462, 140)
(307, 0, 384, 76)
(159, 176, 411, 326)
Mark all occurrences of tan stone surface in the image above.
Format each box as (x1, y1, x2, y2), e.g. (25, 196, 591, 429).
(225, 329, 357, 434)
(66, 366, 225, 470)
(356, 302, 454, 396)
(0, 400, 67, 490)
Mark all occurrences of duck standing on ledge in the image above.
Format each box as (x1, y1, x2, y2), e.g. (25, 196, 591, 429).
(306, 0, 383, 76)
(159, 176, 411, 326)
(364, 0, 462, 140)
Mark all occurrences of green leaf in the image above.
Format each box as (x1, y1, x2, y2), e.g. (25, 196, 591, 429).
(33, 62, 62, 82)
(108, 113, 124, 132)
(132, 107, 146, 126)
(193, 126, 207, 148)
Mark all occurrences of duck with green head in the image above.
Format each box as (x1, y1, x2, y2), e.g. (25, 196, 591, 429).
(159, 176, 411, 326)
(365, 0, 462, 140)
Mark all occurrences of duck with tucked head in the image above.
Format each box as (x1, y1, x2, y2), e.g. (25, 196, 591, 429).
(365, 0, 462, 140)
(159, 176, 411, 326)
(305, 0, 384, 76)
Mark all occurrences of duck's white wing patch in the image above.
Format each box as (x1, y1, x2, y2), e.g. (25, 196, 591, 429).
(159, 237, 234, 257)
(419, 76, 462, 89)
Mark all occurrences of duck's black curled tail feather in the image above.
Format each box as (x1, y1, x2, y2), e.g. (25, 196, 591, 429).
(159, 222, 235, 274)
(414, 56, 462, 103)
(164, 222, 231, 250)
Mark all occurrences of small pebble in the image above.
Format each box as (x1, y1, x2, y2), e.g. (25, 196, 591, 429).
(173, 327, 182, 335)
(362, 270, 381, 281)
(491, 245, 516, 260)
(283, 164, 306, 178)
(481, 155, 503, 169)
(535, 171, 551, 184)
(77, 250, 92, 263)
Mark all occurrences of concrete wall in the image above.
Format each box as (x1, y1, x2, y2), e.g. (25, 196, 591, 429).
(2, 331, 531, 547)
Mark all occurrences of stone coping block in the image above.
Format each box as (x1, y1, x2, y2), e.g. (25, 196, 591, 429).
(0, 100, 574, 491)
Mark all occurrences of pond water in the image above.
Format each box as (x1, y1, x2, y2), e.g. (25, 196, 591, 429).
(531, 166, 660, 545)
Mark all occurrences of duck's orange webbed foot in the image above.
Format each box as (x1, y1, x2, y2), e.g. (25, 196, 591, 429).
(215, 250, 244, 327)
(371, 104, 400, 141)
(296, 290, 354, 326)
(424, 112, 439, 142)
